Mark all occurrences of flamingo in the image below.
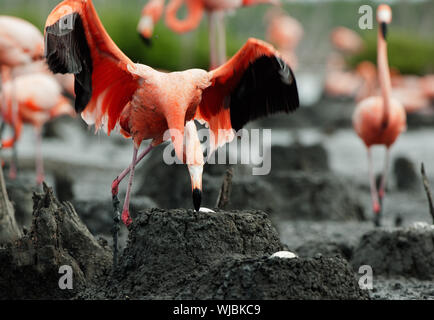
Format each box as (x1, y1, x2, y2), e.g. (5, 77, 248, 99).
(45, 0, 299, 263)
(265, 7, 303, 69)
(330, 26, 364, 55)
(138, 0, 279, 68)
(0, 16, 45, 177)
(352, 4, 406, 227)
(0, 72, 74, 184)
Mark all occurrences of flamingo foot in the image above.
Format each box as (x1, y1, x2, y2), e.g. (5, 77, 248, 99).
(8, 166, 17, 180)
(111, 178, 120, 197)
(122, 208, 132, 227)
(373, 202, 382, 227)
(36, 174, 44, 185)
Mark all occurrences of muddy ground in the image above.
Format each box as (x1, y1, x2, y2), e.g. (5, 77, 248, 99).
(1, 98, 434, 300)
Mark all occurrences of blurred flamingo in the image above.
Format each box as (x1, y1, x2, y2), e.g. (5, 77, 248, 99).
(46, 0, 299, 263)
(421, 75, 434, 100)
(0, 16, 44, 68)
(0, 72, 74, 183)
(0, 16, 45, 177)
(330, 26, 364, 55)
(137, 0, 165, 45)
(265, 7, 303, 69)
(138, 0, 279, 68)
(324, 26, 365, 98)
(352, 4, 406, 226)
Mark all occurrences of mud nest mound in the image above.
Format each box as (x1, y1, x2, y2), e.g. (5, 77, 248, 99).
(80, 208, 368, 300)
(264, 171, 365, 221)
(351, 223, 434, 280)
(0, 184, 112, 299)
(179, 255, 368, 300)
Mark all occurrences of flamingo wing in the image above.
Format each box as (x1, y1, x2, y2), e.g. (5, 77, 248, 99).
(44, 0, 140, 134)
(197, 38, 299, 152)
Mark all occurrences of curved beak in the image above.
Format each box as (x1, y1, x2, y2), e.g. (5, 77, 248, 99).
(188, 164, 203, 212)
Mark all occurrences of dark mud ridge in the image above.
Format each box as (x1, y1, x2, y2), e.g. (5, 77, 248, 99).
(0, 184, 368, 299)
(0, 184, 112, 299)
(351, 223, 434, 280)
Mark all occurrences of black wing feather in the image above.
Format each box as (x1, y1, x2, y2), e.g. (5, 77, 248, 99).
(45, 13, 93, 113)
(228, 56, 299, 131)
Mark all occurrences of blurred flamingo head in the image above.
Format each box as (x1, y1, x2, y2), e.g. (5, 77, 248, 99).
(137, 15, 154, 46)
(377, 4, 392, 39)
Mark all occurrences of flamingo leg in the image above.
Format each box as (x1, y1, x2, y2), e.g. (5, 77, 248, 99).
(112, 143, 152, 268)
(377, 147, 390, 223)
(215, 11, 226, 66)
(8, 69, 19, 180)
(367, 148, 381, 226)
(208, 11, 227, 69)
(35, 127, 44, 185)
(8, 143, 18, 180)
(208, 12, 218, 69)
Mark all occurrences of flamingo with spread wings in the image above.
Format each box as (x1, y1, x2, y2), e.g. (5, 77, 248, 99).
(45, 0, 299, 262)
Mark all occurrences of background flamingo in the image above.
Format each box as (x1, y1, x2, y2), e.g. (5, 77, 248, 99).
(138, 0, 279, 68)
(45, 0, 299, 264)
(0, 16, 46, 178)
(0, 72, 74, 184)
(265, 7, 303, 70)
(137, 0, 165, 45)
(352, 4, 406, 227)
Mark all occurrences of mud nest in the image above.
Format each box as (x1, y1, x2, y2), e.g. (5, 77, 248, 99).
(79, 208, 368, 300)
(351, 223, 434, 280)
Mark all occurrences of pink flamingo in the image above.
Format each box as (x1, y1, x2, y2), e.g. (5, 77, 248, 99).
(352, 4, 407, 226)
(0, 16, 46, 178)
(330, 26, 364, 55)
(0, 72, 74, 184)
(45, 0, 299, 263)
(265, 7, 303, 70)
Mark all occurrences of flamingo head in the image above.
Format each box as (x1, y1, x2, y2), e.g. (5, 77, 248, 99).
(188, 164, 203, 212)
(377, 4, 392, 40)
(137, 15, 154, 46)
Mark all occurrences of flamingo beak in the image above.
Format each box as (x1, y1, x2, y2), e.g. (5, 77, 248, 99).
(139, 34, 152, 47)
(188, 164, 203, 212)
(380, 22, 388, 40)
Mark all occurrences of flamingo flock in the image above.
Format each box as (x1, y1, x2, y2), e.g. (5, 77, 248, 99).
(0, 0, 431, 265)
(0, 15, 74, 183)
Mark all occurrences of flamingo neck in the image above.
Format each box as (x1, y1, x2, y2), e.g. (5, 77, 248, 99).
(165, 0, 204, 33)
(377, 27, 391, 128)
